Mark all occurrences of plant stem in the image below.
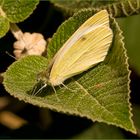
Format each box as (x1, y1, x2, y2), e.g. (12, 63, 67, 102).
(10, 23, 23, 40)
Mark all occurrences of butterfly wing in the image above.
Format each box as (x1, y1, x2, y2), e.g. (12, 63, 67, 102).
(52, 10, 110, 61)
(49, 10, 113, 86)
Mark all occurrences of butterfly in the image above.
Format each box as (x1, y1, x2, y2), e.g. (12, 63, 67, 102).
(38, 10, 113, 91)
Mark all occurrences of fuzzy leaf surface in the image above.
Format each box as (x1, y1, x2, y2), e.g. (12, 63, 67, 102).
(0, 16, 9, 37)
(50, 0, 140, 17)
(0, 0, 39, 37)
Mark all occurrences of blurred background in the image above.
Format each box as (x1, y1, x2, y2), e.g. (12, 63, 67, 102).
(0, 1, 140, 139)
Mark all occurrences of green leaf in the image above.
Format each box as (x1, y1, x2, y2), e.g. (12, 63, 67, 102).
(117, 14, 140, 75)
(105, 0, 140, 17)
(0, 16, 9, 38)
(74, 123, 125, 139)
(50, 0, 119, 15)
(50, 0, 140, 17)
(0, 0, 39, 38)
(51, 0, 117, 8)
(3, 9, 136, 133)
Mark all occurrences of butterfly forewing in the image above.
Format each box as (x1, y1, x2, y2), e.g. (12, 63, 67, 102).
(48, 10, 113, 86)
(52, 10, 110, 62)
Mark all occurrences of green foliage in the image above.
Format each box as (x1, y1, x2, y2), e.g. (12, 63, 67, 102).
(0, 0, 39, 38)
(117, 14, 140, 75)
(50, 0, 118, 12)
(0, 16, 9, 37)
(3, 9, 136, 133)
(50, 0, 140, 17)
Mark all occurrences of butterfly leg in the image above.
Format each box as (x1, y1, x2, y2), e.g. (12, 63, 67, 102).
(51, 85, 60, 102)
(61, 83, 75, 92)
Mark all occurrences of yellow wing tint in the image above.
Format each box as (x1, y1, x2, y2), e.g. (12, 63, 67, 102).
(49, 26, 113, 86)
(49, 10, 113, 86)
(78, 10, 110, 29)
(53, 10, 110, 61)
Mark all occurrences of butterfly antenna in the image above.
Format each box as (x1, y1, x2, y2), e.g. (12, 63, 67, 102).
(34, 84, 47, 96)
(5, 51, 17, 60)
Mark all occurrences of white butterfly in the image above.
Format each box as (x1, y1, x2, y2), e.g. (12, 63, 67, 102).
(38, 10, 113, 91)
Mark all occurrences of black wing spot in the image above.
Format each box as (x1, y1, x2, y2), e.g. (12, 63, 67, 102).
(80, 36, 86, 41)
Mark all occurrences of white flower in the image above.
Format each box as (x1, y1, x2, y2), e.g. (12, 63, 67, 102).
(13, 32, 46, 59)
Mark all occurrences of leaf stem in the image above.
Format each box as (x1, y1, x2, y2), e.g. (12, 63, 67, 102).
(10, 23, 24, 40)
